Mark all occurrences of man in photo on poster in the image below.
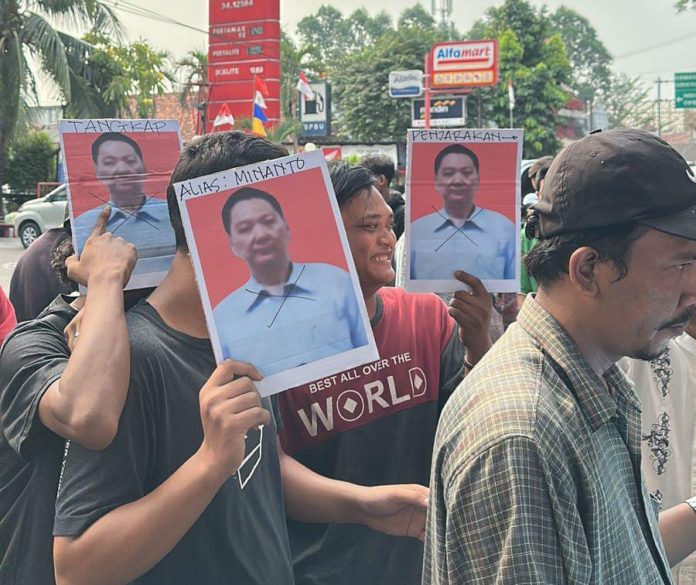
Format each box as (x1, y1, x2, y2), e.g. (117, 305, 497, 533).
(73, 132, 176, 275)
(410, 143, 516, 281)
(213, 186, 369, 378)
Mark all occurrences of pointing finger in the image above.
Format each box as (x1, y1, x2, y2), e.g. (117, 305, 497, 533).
(90, 205, 111, 237)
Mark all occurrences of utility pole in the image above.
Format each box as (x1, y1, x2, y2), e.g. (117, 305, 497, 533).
(656, 77, 664, 137)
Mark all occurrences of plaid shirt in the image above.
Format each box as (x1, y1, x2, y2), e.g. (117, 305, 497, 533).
(423, 297, 673, 585)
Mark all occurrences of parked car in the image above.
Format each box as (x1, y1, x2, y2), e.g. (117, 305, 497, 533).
(14, 184, 67, 248)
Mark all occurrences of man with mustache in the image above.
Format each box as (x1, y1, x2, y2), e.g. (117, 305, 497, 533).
(425, 129, 696, 584)
(74, 132, 176, 279)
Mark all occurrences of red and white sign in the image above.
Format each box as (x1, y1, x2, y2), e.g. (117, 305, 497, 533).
(209, 20, 281, 44)
(209, 0, 279, 25)
(207, 0, 280, 131)
(431, 40, 498, 89)
(209, 79, 281, 102)
(209, 60, 280, 83)
(209, 40, 280, 63)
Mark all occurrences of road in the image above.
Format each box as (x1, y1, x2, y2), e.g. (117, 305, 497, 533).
(0, 237, 24, 293)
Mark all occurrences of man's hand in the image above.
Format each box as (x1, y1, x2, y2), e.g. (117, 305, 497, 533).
(449, 270, 493, 364)
(197, 360, 270, 483)
(65, 206, 137, 287)
(357, 484, 429, 541)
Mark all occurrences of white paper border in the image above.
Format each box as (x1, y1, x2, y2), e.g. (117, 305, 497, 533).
(59, 118, 183, 291)
(175, 149, 379, 397)
(404, 128, 523, 294)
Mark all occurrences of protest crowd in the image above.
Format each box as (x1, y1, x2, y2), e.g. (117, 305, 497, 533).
(3, 122, 696, 585)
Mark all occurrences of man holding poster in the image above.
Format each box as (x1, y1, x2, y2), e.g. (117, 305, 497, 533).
(409, 139, 519, 287)
(215, 187, 368, 377)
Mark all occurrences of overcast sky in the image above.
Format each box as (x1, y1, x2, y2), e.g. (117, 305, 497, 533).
(57, 0, 696, 101)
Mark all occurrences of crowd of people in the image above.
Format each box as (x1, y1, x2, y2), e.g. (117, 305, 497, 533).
(1, 127, 696, 585)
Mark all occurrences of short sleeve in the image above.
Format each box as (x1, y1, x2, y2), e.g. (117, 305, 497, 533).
(424, 437, 589, 584)
(54, 378, 153, 537)
(0, 317, 71, 458)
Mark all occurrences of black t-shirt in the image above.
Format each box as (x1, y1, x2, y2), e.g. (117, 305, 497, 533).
(54, 301, 294, 585)
(10, 229, 73, 322)
(0, 296, 76, 585)
(278, 289, 465, 585)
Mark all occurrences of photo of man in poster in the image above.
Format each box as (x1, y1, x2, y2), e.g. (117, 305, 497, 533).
(73, 132, 176, 274)
(213, 186, 369, 377)
(410, 143, 516, 281)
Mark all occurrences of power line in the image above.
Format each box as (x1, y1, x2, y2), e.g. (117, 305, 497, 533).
(102, 0, 209, 37)
(615, 30, 696, 60)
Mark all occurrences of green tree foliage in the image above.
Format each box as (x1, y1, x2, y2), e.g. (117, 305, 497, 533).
(333, 18, 442, 141)
(599, 73, 654, 129)
(0, 0, 120, 189)
(177, 49, 207, 107)
(66, 33, 175, 119)
(5, 131, 57, 199)
(468, 0, 572, 156)
(676, 0, 696, 9)
(548, 7, 612, 102)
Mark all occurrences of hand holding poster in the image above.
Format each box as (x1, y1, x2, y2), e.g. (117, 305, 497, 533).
(405, 128, 523, 293)
(60, 119, 182, 290)
(175, 150, 378, 396)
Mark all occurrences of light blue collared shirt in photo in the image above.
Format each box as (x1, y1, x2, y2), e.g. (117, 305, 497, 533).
(213, 262, 369, 377)
(410, 206, 516, 280)
(75, 196, 176, 276)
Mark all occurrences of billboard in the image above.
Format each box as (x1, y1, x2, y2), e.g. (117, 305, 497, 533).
(431, 40, 498, 89)
(411, 96, 466, 127)
(207, 0, 281, 132)
(300, 81, 331, 137)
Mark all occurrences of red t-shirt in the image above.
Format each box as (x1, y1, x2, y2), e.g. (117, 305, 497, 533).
(0, 287, 17, 345)
(277, 287, 465, 585)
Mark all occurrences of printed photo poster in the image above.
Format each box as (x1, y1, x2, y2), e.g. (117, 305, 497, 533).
(59, 119, 182, 290)
(405, 128, 523, 293)
(175, 150, 379, 397)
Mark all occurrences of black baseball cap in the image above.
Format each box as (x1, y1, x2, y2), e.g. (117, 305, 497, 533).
(534, 128, 696, 240)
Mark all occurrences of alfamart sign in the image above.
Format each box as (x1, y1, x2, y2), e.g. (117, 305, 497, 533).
(431, 40, 498, 89)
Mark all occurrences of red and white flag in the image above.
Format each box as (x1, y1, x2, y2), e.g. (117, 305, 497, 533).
(213, 103, 235, 128)
(296, 71, 315, 101)
(508, 79, 515, 110)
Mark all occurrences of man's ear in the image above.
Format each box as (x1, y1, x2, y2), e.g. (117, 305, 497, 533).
(567, 246, 602, 297)
(376, 174, 387, 190)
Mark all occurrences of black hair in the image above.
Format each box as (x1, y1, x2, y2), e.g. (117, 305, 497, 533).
(221, 187, 284, 235)
(166, 131, 288, 251)
(91, 132, 144, 164)
(434, 144, 479, 175)
(328, 161, 377, 207)
(50, 235, 78, 293)
(360, 154, 395, 185)
(524, 214, 647, 288)
(534, 157, 553, 184)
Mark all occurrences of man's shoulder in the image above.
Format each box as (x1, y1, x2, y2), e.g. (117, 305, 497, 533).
(304, 262, 350, 281)
(411, 211, 440, 230)
(213, 286, 250, 318)
(436, 324, 573, 473)
(2, 296, 75, 352)
(380, 287, 446, 315)
(477, 207, 515, 230)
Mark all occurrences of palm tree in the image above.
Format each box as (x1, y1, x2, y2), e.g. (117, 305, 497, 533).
(0, 0, 120, 189)
(176, 49, 208, 134)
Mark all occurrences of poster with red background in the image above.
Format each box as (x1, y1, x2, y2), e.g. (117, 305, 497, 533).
(62, 130, 181, 219)
(409, 140, 518, 224)
(185, 167, 349, 309)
